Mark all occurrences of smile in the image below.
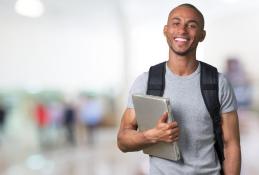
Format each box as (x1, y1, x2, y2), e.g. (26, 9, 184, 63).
(174, 37, 188, 42)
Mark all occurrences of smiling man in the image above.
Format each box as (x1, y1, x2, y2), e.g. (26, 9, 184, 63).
(117, 3, 241, 175)
(164, 4, 205, 58)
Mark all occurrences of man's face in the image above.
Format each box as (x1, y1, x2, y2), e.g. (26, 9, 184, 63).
(164, 6, 206, 56)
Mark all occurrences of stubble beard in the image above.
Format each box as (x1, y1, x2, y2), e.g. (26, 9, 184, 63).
(168, 43, 192, 56)
(167, 39, 197, 57)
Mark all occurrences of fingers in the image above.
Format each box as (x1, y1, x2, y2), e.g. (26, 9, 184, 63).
(167, 121, 178, 129)
(165, 134, 179, 143)
(165, 136, 179, 143)
(166, 127, 179, 137)
(156, 120, 179, 133)
(156, 114, 180, 143)
(164, 125, 179, 143)
(158, 112, 168, 123)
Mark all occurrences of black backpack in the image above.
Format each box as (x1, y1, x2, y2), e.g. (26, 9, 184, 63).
(147, 61, 224, 175)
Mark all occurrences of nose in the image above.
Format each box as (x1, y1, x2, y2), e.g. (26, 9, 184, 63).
(177, 24, 188, 34)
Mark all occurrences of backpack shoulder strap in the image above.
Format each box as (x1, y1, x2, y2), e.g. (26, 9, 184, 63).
(200, 61, 225, 174)
(200, 61, 220, 116)
(147, 61, 166, 97)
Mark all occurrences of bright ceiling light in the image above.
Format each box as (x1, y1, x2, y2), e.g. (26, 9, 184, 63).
(15, 0, 45, 18)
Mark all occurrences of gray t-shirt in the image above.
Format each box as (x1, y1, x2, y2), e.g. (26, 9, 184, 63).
(127, 62, 238, 175)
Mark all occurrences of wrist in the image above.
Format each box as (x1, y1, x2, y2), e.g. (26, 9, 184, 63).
(143, 129, 158, 144)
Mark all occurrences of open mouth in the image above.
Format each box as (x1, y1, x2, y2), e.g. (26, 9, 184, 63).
(174, 37, 188, 42)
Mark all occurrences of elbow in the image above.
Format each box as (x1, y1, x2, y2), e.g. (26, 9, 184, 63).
(117, 142, 128, 153)
(117, 133, 129, 153)
(223, 138, 241, 149)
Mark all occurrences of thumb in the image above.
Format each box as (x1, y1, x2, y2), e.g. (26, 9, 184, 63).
(158, 112, 168, 123)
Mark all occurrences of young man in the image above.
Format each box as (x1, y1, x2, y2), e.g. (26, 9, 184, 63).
(117, 3, 241, 175)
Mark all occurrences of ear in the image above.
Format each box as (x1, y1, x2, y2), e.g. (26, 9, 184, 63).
(199, 30, 206, 42)
(163, 25, 168, 37)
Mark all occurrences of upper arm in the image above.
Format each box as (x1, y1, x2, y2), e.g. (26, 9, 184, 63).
(118, 108, 138, 133)
(221, 111, 240, 146)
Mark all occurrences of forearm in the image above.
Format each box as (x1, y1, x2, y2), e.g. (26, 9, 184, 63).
(117, 109, 179, 152)
(221, 111, 241, 175)
(223, 143, 241, 175)
(117, 128, 155, 152)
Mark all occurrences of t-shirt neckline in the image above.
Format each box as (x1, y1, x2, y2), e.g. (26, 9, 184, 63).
(166, 61, 201, 80)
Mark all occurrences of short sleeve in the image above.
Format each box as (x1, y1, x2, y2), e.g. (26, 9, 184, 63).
(218, 73, 238, 114)
(127, 72, 148, 108)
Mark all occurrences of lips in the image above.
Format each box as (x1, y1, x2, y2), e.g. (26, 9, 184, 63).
(174, 37, 188, 42)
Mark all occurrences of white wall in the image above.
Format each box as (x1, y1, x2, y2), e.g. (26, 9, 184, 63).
(0, 0, 124, 94)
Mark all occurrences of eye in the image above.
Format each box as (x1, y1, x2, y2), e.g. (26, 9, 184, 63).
(187, 23, 198, 29)
(172, 22, 180, 27)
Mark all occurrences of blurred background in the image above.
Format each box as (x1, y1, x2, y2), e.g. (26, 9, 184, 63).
(0, 0, 259, 174)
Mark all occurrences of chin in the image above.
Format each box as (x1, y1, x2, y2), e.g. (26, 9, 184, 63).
(173, 50, 191, 56)
(171, 46, 196, 56)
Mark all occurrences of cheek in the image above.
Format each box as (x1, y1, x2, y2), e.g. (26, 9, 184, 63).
(190, 33, 201, 43)
(167, 31, 175, 40)
(164, 33, 172, 42)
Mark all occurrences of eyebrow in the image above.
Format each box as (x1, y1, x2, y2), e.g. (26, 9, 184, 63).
(169, 17, 200, 26)
(170, 17, 180, 21)
(187, 20, 199, 26)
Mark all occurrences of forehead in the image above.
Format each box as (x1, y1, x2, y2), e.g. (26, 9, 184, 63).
(168, 6, 202, 22)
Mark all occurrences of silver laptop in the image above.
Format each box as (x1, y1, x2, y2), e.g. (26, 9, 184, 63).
(132, 94, 181, 161)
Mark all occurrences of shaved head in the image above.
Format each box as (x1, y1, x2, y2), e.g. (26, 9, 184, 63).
(168, 3, 205, 29)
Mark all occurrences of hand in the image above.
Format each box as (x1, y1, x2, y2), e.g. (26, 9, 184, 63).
(144, 112, 179, 143)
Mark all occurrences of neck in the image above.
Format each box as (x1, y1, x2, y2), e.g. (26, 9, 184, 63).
(167, 51, 198, 76)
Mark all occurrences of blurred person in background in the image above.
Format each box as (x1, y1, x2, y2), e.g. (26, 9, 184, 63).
(34, 102, 50, 149)
(48, 101, 64, 129)
(79, 94, 103, 146)
(63, 102, 76, 145)
(0, 102, 7, 144)
(117, 3, 241, 175)
(224, 58, 252, 110)
(0, 103, 7, 133)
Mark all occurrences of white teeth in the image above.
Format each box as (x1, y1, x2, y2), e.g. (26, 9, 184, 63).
(175, 38, 187, 42)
